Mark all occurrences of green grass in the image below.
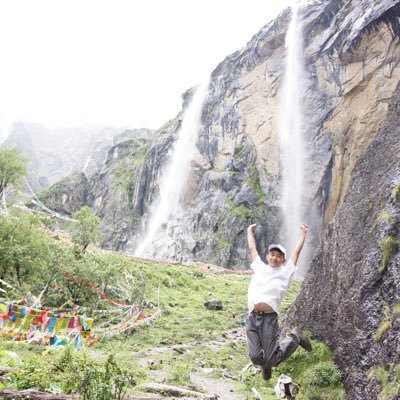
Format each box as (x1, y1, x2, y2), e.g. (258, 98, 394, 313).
(226, 198, 253, 221)
(0, 252, 344, 399)
(167, 361, 192, 386)
(247, 165, 267, 212)
(238, 339, 345, 400)
(392, 182, 400, 201)
(368, 364, 400, 400)
(379, 236, 398, 273)
(378, 211, 396, 223)
(374, 303, 393, 342)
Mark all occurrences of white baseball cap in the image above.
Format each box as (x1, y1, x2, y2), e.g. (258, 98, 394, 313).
(268, 244, 287, 258)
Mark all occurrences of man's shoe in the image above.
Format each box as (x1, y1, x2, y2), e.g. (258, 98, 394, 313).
(262, 366, 272, 380)
(292, 328, 312, 352)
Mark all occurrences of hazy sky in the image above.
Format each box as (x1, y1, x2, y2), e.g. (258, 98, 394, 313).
(0, 0, 293, 136)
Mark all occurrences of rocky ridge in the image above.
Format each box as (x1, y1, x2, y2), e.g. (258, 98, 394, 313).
(2, 122, 153, 193)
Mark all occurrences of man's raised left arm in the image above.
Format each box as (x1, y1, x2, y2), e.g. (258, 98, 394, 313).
(290, 223, 308, 266)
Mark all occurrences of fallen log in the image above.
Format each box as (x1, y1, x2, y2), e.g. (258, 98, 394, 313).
(0, 366, 13, 376)
(137, 382, 218, 399)
(0, 391, 171, 400)
(0, 390, 73, 399)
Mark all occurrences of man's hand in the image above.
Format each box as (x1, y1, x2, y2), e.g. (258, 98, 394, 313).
(300, 223, 308, 234)
(247, 224, 257, 233)
(291, 223, 309, 265)
(247, 223, 258, 261)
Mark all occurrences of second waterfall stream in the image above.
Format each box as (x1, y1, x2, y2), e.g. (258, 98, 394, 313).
(134, 81, 210, 257)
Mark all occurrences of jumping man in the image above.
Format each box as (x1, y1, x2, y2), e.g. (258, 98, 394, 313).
(246, 223, 312, 380)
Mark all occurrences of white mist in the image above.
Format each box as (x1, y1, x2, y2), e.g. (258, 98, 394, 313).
(277, 3, 306, 255)
(134, 81, 209, 257)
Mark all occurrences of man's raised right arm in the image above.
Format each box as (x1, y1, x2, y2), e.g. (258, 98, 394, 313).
(247, 224, 259, 261)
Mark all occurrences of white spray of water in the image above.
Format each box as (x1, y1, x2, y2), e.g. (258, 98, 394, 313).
(277, 3, 306, 254)
(134, 81, 209, 256)
(83, 155, 92, 172)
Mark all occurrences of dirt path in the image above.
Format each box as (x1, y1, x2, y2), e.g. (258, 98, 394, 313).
(190, 372, 244, 400)
(92, 253, 254, 398)
(132, 327, 250, 399)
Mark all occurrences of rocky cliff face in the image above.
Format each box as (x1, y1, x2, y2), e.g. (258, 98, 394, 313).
(286, 82, 400, 400)
(39, 0, 400, 269)
(39, 132, 154, 250)
(132, 0, 400, 268)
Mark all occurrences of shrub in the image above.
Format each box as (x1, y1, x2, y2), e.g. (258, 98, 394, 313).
(304, 361, 342, 387)
(8, 346, 137, 400)
(303, 361, 343, 400)
(78, 354, 135, 400)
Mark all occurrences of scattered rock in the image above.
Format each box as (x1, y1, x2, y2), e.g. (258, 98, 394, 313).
(198, 367, 215, 374)
(204, 299, 223, 311)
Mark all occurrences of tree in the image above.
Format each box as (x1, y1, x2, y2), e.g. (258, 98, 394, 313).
(0, 210, 54, 291)
(0, 147, 27, 199)
(71, 206, 100, 257)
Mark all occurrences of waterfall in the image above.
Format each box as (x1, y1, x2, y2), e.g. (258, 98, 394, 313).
(134, 81, 209, 257)
(277, 3, 306, 255)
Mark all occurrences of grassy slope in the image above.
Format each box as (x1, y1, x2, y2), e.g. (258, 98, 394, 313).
(0, 252, 345, 399)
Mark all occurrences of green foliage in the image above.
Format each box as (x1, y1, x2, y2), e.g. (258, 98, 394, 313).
(100, 260, 249, 350)
(72, 206, 100, 255)
(0, 147, 27, 198)
(368, 363, 400, 400)
(379, 236, 398, 273)
(37, 175, 73, 203)
(392, 182, 400, 201)
(110, 138, 148, 193)
(8, 345, 138, 399)
(9, 355, 53, 391)
(77, 354, 136, 400)
(226, 198, 252, 222)
(0, 208, 144, 309)
(374, 320, 392, 342)
(0, 347, 19, 368)
(211, 232, 231, 253)
(304, 361, 341, 386)
(378, 211, 396, 223)
(233, 143, 252, 159)
(303, 362, 343, 399)
(279, 279, 301, 314)
(168, 361, 192, 386)
(246, 165, 266, 212)
(0, 210, 55, 289)
(0, 207, 345, 400)
(237, 337, 345, 400)
(271, 340, 345, 400)
(374, 303, 392, 342)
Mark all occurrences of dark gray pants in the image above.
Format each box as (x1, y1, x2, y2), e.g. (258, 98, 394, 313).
(246, 312, 299, 368)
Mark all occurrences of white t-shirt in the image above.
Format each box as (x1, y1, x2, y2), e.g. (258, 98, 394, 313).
(247, 256, 295, 314)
